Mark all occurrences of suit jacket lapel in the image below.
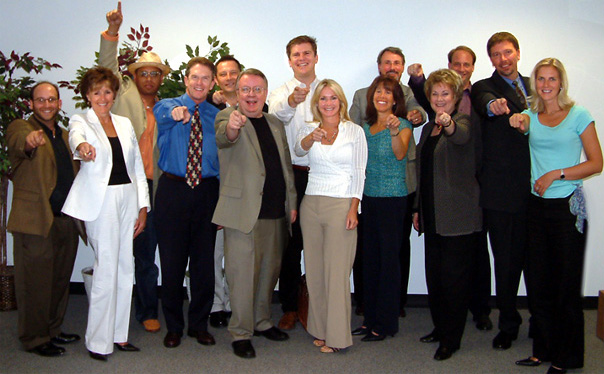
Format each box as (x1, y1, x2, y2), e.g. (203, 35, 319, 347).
(491, 71, 525, 113)
(86, 109, 111, 151)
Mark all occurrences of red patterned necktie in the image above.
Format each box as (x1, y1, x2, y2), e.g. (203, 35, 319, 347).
(185, 105, 203, 188)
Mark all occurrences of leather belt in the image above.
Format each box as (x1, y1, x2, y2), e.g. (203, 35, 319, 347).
(292, 165, 310, 172)
(163, 172, 186, 182)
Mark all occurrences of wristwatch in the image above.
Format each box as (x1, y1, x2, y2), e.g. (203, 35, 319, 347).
(560, 169, 565, 180)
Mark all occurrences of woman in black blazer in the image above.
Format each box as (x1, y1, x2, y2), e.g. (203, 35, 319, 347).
(413, 69, 482, 361)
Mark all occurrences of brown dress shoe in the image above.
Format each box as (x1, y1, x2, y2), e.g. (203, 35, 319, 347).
(278, 311, 298, 330)
(187, 330, 216, 345)
(163, 332, 182, 348)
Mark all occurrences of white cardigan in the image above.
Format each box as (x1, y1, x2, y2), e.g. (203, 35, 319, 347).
(62, 109, 150, 221)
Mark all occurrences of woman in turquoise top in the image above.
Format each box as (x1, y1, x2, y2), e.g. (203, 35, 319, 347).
(510, 58, 602, 374)
(351, 76, 412, 341)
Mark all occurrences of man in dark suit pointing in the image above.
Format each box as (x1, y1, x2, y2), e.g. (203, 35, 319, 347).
(471, 31, 531, 351)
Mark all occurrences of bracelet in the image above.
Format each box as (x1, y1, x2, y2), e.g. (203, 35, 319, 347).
(443, 122, 452, 128)
(390, 131, 400, 137)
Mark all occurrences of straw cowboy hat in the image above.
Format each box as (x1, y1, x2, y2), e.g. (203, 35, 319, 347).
(127, 52, 170, 76)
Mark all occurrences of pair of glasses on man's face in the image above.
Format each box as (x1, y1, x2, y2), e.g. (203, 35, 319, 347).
(33, 97, 59, 104)
(239, 86, 265, 94)
(137, 71, 162, 78)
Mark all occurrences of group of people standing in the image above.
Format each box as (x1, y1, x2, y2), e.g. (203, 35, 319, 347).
(6, 2, 601, 373)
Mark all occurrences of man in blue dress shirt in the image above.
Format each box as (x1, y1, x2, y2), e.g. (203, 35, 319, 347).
(153, 57, 220, 349)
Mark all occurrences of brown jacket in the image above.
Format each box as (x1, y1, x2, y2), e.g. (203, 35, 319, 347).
(7, 116, 83, 238)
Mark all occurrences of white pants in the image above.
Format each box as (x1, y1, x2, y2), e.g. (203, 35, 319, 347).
(211, 229, 230, 313)
(85, 184, 137, 354)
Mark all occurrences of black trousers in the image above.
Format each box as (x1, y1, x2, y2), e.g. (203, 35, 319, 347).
(278, 167, 308, 312)
(484, 208, 527, 336)
(362, 195, 405, 335)
(155, 175, 218, 334)
(468, 227, 492, 319)
(526, 194, 585, 369)
(425, 232, 478, 350)
(399, 192, 414, 309)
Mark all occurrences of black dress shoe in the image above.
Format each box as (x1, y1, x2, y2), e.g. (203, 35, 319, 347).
(209, 311, 228, 328)
(51, 332, 81, 345)
(29, 342, 65, 357)
(114, 343, 140, 352)
(474, 314, 493, 331)
(163, 332, 182, 348)
(187, 330, 216, 345)
(420, 331, 439, 343)
(492, 331, 517, 350)
(434, 346, 457, 361)
(515, 357, 542, 367)
(232, 340, 255, 359)
(351, 326, 369, 336)
(546, 366, 566, 374)
(88, 351, 108, 361)
(361, 331, 390, 342)
(253, 326, 289, 341)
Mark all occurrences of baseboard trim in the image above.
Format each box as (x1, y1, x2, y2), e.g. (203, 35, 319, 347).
(69, 283, 599, 309)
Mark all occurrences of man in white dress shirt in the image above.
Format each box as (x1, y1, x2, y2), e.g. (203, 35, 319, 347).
(268, 35, 319, 331)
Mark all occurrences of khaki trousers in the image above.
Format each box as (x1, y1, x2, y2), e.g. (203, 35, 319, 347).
(224, 218, 286, 340)
(301, 195, 356, 349)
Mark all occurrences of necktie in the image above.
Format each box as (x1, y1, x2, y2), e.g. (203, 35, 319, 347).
(186, 105, 203, 188)
(512, 80, 527, 110)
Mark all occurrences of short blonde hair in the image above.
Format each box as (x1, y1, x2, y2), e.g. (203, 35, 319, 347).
(310, 79, 351, 123)
(424, 69, 464, 106)
(529, 57, 574, 113)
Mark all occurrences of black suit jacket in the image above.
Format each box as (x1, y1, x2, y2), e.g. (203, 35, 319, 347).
(471, 71, 531, 213)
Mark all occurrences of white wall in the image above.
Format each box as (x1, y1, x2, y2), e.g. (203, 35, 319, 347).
(3, 0, 604, 295)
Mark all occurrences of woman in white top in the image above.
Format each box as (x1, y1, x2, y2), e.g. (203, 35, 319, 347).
(62, 67, 150, 361)
(295, 79, 368, 353)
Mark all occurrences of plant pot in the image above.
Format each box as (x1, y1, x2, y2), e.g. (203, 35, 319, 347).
(0, 265, 17, 311)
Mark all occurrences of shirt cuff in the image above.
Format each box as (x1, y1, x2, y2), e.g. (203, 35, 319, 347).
(101, 30, 119, 42)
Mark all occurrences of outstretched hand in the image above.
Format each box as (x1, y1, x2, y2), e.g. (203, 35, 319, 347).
(106, 1, 123, 36)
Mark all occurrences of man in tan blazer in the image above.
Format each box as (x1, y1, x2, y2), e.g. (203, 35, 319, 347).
(98, 1, 169, 333)
(7, 81, 83, 356)
(213, 69, 297, 359)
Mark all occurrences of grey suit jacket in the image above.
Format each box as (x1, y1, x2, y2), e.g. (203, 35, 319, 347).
(415, 112, 482, 236)
(212, 107, 297, 234)
(349, 83, 426, 194)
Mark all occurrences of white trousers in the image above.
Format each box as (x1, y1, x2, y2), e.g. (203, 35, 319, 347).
(85, 184, 137, 354)
(211, 229, 230, 313)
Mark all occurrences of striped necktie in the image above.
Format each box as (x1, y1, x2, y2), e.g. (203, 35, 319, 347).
(512, 80, 527, 110)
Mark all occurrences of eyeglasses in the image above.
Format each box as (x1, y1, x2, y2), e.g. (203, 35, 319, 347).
(138, 71, 162, 78)
(32, 97, 59, 104)
(239, 86, 265, 94)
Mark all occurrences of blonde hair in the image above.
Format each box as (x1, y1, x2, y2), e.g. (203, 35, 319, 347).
(529, 57, 575, 113)
(310, 79, 351, 123)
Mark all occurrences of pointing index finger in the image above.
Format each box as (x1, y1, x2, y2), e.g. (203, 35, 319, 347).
(117, 1, 122, 13)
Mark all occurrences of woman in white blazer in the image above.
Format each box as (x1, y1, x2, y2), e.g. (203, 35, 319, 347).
(62, 67, 150, 361)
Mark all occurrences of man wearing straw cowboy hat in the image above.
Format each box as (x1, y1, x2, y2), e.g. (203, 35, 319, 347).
(99, 0, 170, 334)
